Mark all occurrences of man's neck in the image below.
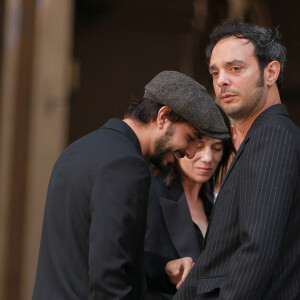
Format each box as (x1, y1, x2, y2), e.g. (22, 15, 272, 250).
(234, 86, 281, 141)
(123, 118, 152, 157)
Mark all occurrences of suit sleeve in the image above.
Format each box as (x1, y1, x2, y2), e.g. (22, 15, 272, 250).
(88, 154, 150, 299)
(144, 251, 177, 294)
(220, 124, 298, 299)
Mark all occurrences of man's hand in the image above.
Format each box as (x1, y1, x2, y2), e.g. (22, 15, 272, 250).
(165, 257, 194, 290)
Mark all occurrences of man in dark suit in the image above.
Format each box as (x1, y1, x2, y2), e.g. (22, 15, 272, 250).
(32, 71, 230, 300)
(174, 21, 300, 300)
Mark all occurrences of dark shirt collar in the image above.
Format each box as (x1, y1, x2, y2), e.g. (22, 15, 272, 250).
(101, 118, 142, 155)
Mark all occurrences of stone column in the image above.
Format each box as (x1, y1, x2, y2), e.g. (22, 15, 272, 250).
(0, 0, 73, 299)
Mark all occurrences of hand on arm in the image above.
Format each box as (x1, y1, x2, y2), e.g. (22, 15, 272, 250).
(165, 257, 194, 290)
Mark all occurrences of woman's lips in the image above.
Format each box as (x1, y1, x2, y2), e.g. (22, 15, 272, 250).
(196, 167, 212, 173)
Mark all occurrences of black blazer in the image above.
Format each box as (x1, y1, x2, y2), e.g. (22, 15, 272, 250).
(174, 104, 300, 300)
(145, 177, 213, 300)
(33, 119, 152, 300)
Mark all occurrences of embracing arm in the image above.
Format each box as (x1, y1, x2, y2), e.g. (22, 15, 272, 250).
(88, 155, 150, 299)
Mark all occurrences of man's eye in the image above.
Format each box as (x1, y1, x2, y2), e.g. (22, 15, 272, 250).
(175, 151, 184, 159)
(188, 135, 195, 142)
(231, 66, 241, 71)
(211, 71, 218, 77)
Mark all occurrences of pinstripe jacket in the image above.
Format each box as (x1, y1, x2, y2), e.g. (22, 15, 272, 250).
(173, 104, 300, 300)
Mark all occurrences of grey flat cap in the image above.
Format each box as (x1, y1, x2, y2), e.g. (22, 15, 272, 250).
(144, 70, 230, 140)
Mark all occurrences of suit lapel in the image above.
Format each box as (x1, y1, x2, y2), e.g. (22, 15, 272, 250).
(159, 193, 202, 260)
(202, 136, 249, 248)
(218, 135, 249, 192)
(219, 104, 288, 191)
(203, 104, 289, 247)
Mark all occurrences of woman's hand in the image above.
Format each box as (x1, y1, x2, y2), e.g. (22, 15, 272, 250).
(165, 257, 194, 290)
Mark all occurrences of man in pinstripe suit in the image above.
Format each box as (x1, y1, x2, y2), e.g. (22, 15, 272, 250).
(174, 20, 300, 299)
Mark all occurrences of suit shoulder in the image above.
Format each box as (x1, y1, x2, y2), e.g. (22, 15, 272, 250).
(251, 120, 299, 147)
(150, 176, 165, 190)
(245, 121, 300, 173)
(149, 176, 166, 202)
(51, 128, 147, 186)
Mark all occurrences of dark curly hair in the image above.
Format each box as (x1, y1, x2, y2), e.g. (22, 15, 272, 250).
(205, 19, 286, 89)
(124, 97, 187, 124)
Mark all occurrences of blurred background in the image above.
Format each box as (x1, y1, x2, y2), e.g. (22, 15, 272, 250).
(0, 0, 299, 299)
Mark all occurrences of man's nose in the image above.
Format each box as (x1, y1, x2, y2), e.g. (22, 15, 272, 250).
(185, 142, 198, 159)
(217, 71, 230, 87)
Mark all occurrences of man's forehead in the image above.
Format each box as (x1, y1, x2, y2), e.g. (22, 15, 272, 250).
(190, 125, 199, 136)
(210, 37, 256, 65)
(216, 36, 253, 47)
(182, 123, 200, 137)
(212, 36, 254, 54)
(193, 129, 202, 139)
(174, 122, 207, 139)
(186, 125, 199, 136)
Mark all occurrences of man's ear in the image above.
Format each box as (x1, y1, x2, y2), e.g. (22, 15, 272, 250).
(265, 60, 280, 87)
(156, 106, 171, 129)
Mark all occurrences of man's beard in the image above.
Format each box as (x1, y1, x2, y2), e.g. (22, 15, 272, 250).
(256, 68, 265, 87)
(218, 71, 265, 119)
(150, 124, 174, 171)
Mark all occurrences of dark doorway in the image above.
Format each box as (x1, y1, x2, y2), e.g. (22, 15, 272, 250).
(70, 0, 300, 145)
(69, 0, 194, 143)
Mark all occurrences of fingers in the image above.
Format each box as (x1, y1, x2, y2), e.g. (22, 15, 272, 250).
(165, 259, 180, 278)
(165, 257, 194, 289)
(176, 257, 194, 290)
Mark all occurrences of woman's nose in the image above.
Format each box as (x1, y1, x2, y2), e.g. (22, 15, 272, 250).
(201, 148, 213, 163)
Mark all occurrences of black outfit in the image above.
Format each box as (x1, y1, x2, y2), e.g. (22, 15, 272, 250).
(174, 104, 300, 300)
(33, 119, 167, 300)
(144, 176, 214, 300)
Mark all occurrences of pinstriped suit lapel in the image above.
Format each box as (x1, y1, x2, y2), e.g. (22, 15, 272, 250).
(217, 104, 288, 193)
(203, 136, 249, 248)
(218, 136, 249, 192)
